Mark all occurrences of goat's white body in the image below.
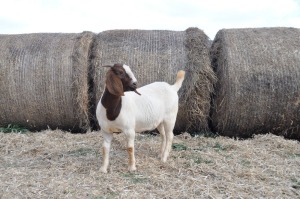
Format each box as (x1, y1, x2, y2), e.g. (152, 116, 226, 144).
(97, 82, 178, 134)
(96, 68, 184, 173)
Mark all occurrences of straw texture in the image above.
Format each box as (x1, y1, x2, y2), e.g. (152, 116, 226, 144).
(0, 32, 94, 131)
(91, 28, 216, 133)
(210, 28, 300, 139)
(1, 130, 299, 198)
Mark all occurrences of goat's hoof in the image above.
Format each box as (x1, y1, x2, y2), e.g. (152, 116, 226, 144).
(128, 166, 137, 172)
(161, 157, 168, 163)
(100, 167, 108, 173)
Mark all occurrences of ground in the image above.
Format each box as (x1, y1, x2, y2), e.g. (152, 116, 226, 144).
(0, 130, 299, 198)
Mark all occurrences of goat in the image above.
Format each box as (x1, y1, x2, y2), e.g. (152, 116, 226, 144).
(96, 63, 185, 173)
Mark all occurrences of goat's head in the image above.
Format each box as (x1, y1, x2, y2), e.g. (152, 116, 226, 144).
(103, 64, 141, 96)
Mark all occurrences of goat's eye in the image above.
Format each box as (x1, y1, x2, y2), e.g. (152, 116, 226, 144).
(116, 71, 124, 76)
(119, 72, 125, 77)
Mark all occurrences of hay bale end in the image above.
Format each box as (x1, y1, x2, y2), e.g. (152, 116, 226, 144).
(210, 27, 300, 139)
(0, 32, 95, 132)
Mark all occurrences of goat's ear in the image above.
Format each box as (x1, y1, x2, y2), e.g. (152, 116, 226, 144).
(106, 70, 124, 96)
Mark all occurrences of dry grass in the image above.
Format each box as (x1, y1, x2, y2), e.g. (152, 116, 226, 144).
(0, 32, 94, 132)
(210, 27, 300, 139)
(0, 130, 299, 198)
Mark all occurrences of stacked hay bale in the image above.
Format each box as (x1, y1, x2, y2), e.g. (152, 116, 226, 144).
(91, 28, 216, 133)
(210, 28, 300, 139)
(0, 32, 94, 132)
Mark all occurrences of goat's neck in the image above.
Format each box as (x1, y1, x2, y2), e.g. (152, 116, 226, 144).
(101, 88, 122, 121)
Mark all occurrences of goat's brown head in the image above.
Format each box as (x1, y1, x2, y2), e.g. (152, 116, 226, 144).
(103, 64, 141, 96)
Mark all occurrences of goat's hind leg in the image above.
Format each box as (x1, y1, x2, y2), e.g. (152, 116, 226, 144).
(100, 131, 113, 173)
(161, 120, 175, 163)
(157, 123, 166, 161)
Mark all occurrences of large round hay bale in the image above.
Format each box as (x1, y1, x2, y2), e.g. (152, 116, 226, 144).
(90, 28, 216, 133)
(0, 32, 94, 132)
(210, 28, 300, 139)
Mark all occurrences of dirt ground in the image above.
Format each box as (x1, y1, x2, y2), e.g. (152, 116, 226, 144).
(0, 130, 299, 198)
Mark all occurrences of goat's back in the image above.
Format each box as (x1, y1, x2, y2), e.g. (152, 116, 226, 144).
(127, 81, 178, 111)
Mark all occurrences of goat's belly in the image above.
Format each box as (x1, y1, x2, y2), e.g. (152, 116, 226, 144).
(135, 117, 162, 133)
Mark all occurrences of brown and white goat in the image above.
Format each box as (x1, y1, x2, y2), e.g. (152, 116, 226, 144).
(96, 63, 185, 173)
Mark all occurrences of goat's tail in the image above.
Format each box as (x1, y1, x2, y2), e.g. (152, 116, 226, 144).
(172, 70, 185, 92)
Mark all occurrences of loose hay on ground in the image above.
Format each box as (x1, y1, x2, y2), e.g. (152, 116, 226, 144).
(0, 130, 299, 198)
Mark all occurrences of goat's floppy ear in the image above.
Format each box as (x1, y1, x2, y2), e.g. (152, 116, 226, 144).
(106, 70, 124, 96)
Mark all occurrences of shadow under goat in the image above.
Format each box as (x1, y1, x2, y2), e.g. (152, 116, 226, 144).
(96, 63, 185, 173)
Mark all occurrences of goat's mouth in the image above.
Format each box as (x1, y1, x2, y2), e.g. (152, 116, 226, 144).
(133, 89, 141, 95)
(129, 83, 141, 95)
(129, 86, 141, 95)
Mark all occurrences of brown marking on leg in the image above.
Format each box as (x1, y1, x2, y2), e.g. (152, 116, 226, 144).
(128, 147, 134, 165)
(102, 146, 106, 158)
(128, 147, 133, 153)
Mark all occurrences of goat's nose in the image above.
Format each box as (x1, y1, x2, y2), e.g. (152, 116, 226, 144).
(132, 82, 137, 87)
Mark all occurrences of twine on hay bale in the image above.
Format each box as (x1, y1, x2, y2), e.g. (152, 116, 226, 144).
(0, 32, 94, 132)
(210, 27, 300, 139)
(90, 28, 216, 133)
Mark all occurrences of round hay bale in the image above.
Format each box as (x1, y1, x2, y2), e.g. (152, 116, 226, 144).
(0, 32, 94, 132)
(210, 27, 300, 139)
(90, 28, 216, 133)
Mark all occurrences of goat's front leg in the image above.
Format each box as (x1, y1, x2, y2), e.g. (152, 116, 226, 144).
(100, 131, 113, 173)
(124, 130, 136, 172)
